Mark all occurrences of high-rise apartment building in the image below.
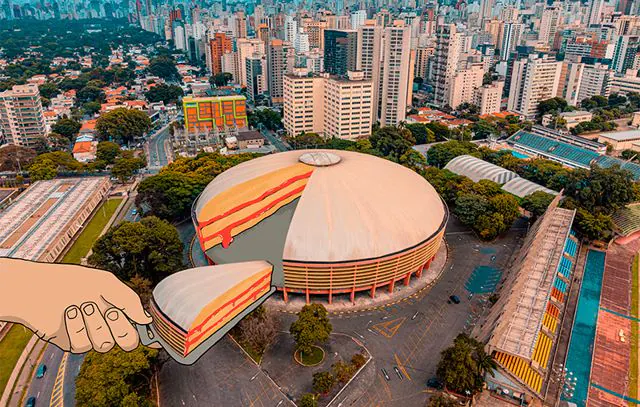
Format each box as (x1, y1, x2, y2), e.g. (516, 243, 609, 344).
(539, 6, 561, 47)
(246, 55, 267, 103)
(235, 11, 247, 39)
(209, 32, 232, 75)
(267, 39, 286, 105)
(507, 54, 561, 119)
(577, 63, 611, 103)
(414, 46, 431, 80)
(0, 84, 46, 148)
(283, 71, 373, 140)
(556, 61, 585, 106)
(500, 23, 524, 61)
(357, 21, 383, 121)
(433, 24, 462, 107)
(473, 81, 504, 115)
(380, 21, 413, 126)
(447, 62, 485, 109)
(612, 35, 640, 74)
(323, 29, 358, 76)
(236, 38, 265, 87)
(350, 10, 367, 30)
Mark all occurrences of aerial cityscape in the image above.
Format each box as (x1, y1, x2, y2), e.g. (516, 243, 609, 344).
(0, 0, 640, 405)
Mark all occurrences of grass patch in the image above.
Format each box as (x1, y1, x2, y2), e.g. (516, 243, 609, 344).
(0, 325, 32, 394)
(629, 254, 639, 404)
(60, 198, 122, 264)
(295, 346, 325, 366)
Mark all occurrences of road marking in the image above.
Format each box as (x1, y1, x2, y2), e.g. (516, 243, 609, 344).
(49, 352, 68, 407)
(372, 317, 406, 338)
(393, 354, 412, 381)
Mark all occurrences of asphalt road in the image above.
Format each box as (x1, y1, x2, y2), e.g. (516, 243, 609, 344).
(147, 124, 172, 172)
(260, 127, 290, 152)
(159, 217, 526, 406)
(25, 345, 62, 407)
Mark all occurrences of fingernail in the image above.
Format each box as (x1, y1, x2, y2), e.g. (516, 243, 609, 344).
(144, 310, 152, 318)
(106, 310, 119, 321)
(66, 307, 78, 319)
(83, 303, 95, 316)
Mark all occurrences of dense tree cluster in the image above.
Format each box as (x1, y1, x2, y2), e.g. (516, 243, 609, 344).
(436, 334, 496, 395)
(75, 346, 158, 407)
(0, 145, 36, 172)
(248, 108, 283, 131)
(148, 56, 180, 81)
(96, 108, 152, 145)
(144, 83, 184, 104)
(230, 305, 279, 361)
(135, 152, 258, 222)
(88, 216, 184, 284)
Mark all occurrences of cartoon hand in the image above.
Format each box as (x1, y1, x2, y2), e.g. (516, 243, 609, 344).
(0, 258, 153, 353)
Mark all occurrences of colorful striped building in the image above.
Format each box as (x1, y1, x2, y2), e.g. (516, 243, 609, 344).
(183, 95, 248, 134)
(478, 195, 578, 404)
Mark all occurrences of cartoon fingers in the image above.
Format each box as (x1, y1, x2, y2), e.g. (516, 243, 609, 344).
(64, 303, 140, 353)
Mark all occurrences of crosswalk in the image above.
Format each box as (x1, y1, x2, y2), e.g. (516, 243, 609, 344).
(49, 352, 68, 407)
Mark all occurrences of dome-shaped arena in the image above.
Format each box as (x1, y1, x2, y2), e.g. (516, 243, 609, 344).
(192, 150, 448, 303)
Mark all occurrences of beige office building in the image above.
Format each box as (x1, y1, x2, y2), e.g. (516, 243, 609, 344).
(283, 71, 373, 140)
(0, 84, 46, 148)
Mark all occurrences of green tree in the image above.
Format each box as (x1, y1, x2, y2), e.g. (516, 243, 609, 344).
(405, 123, 435, 144)
(145, 83, 184, 104)
(248, 108, 283, 131)
(96, 108, 151, 145)
(332, 360, 356, 384)
(287, 132, 325, 149)
(0, 144, 36, 172)
(31, 151, 84, 172)
(436, 333, 495, 395)
(426, 140, 478, 168)
(536, 97, 570, 118)
(521, 191, 555, 219)
(38, 82, 59, 99)
(96, 141, 122, 164)
(83, 101, 102, 115)
(136, 171, 205, 222)
(312, 371, 336, 395)
(298, 393, 317, 407)
(28, 158, 58, 180)
(148, 56, 179, 80)
(210, 72, 233, 87)
(75, 346, 158, 407)
(88, 216, 184, 284)
(370, 126, 415, 161)
(77, 85, 105, 103)
(454, 193, 490, 225)
(399, 149, 427, 172)
(575, 208, 614, 241)
(51, 117, 81, 139)
(428, 393, 458, 407)
(289, 304, 332, 356)
(351, 353, 367, 369)
(111, 157, 145, 183)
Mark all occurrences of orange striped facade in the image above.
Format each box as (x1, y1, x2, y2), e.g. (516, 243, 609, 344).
(183, 96, 248, 133)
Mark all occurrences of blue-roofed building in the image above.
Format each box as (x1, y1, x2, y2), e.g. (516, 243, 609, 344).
(507, 130, 640, 180)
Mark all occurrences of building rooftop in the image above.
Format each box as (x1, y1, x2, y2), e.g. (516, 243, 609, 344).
(598, 129, 640, 141)
(236, 130, 265, 141)
(444, 155, 518, 184)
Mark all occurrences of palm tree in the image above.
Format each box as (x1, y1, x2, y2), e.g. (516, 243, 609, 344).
(475, 348, 497, 378)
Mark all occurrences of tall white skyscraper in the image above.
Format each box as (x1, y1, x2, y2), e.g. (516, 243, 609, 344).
(357, 21, 384, 122)
(539, 6, 561, 47)
(433, 24, 462, 108)
(284, 15, 298, 44)
(500, 23, 523, 61)
(350, 10, 367, 30)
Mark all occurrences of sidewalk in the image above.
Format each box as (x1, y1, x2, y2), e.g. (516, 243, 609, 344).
(0, 334, 41, 407)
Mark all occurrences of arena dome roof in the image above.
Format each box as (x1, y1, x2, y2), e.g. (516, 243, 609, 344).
(195, 150, 446, 263)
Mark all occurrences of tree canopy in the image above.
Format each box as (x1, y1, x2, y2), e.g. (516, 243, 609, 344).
(0, 145, 36, 172)
(369, 126, 415, 162)
(148, 56, 180, 81)
(96, 108, 151, 145)
(436, 333, 496, 395)
(75, 346, 158, 407)
(96, 141, 122, 164)
(426, 140, 479, 168)
(289, 304, 332, 355)
(88, 216, 184, 284)
(51, 117, 81, 139)
(145, 83, 184, 104)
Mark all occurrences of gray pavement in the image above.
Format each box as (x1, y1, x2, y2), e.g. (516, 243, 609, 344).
(160, 216, 527, 407)
(259, 127, 289, 152)
(159, 337, 293, 407)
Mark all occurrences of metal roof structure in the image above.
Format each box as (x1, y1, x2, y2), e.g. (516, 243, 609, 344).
(444, 154, 519, 184)
(501, 177, 558, 198)
(612, 203, 640, 236)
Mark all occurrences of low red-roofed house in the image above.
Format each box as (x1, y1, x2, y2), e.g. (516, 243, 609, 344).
(72, 140, 98, 162)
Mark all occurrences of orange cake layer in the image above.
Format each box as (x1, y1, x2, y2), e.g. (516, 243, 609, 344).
(197, 163, 313, 250)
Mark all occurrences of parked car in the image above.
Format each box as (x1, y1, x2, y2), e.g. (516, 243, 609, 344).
(427, 377, 444, 389)
(26, 396, 36, 407)
(448, 295, 461, 304)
